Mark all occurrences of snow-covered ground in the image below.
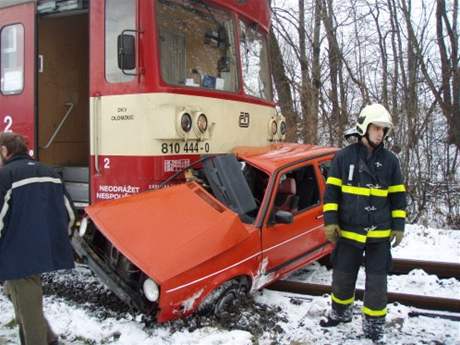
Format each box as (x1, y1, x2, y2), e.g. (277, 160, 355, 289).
(0, 224, 459, 345)
(290, 224, 460, 298)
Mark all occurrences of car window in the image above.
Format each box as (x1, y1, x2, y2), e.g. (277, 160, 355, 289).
(273, 173, 298, 213)
(241, 162, 269, 221)
(319, 160, 331, 181)
(274, 165, 320, 214)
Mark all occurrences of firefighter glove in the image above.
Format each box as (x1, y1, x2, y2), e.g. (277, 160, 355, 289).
(324, 224, 340, 243)
(390, 230, 404, 247)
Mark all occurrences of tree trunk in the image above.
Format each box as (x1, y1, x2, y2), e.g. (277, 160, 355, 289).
(321, 0, 346, 145)
(269, 28, 297, 142)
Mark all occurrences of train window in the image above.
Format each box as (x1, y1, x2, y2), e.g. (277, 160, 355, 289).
(239, 21, 272, 101)
(1, 24, 24, 95)
(105, 0, 136, 83)
(156, 0, 238, 92)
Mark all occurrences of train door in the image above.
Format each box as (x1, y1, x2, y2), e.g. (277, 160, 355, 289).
(36, 6, 90, 207)
(0, 2, 36, 153)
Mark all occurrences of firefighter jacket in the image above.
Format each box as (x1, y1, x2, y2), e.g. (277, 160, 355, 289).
(0, 154, 75, 281)
(323, 142, 406, 247)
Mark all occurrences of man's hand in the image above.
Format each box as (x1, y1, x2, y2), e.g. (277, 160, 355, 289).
(390, 230, 404, 247)
(324, 224, 340, 243)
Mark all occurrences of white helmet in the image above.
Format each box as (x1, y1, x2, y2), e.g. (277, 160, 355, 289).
(356, 103, 393, 138)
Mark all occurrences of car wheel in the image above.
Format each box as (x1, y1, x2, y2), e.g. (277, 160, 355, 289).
(199, 278, 249, 319)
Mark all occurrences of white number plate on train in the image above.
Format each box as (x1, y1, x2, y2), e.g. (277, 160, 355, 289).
(161, 142, 210, 154)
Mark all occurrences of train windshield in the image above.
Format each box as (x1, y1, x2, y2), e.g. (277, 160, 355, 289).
(156, 0, 238, 92)
(239, 21, 272, 101)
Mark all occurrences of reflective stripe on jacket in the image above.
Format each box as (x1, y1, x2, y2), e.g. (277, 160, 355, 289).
(323, 142, 406, 246)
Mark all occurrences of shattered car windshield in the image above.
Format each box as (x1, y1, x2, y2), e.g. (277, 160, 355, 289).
(184, 155, 269, 223)
(156, 0, 238, 92)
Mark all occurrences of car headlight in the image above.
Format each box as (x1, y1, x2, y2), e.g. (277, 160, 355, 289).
(143, 278, 159, 302)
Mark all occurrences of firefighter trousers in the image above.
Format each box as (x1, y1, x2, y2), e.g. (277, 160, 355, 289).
(3, 275, 58, 345)
(330, 239, 392, 319)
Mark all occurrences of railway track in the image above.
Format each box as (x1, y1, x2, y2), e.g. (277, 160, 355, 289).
(318, 256, 460, 279)
(267, 280, 460, 313)
(267, 280, 460, 321)
(267, 259, 460, 319)
(391, 258, 460, 279)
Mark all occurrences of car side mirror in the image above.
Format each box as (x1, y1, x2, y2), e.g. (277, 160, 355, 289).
(117, 32, 136, 71)
(274, 210, 293, 224)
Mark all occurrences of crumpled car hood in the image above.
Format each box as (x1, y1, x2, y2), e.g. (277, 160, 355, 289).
(85, 182, 251, 283)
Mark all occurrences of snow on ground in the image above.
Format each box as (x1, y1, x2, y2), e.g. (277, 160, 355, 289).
(0, 223, 459, 345)
(392, 224, 460, 262)
(256, 290, 460, 345)
(290, 224, 460, 298)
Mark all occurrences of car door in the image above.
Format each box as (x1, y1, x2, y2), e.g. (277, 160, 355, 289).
(261, 161, 329, 275)
(0, 1, 36, 154)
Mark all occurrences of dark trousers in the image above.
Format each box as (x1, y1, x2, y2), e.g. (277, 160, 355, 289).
(330, 240, 391, 317)
(3, 275, 58, 345)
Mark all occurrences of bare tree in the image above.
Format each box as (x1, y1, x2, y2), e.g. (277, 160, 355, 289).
(270, 28, 298, 141)
(269, 0, 459, 225)
(400, 0, 459, 150)
(321, 0, 348, 145)
(268, 0, 298, 142)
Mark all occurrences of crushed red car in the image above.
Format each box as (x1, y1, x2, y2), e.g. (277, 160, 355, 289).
(72, 143, 338, 322)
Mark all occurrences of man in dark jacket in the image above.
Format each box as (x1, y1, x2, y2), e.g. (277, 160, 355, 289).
(0, 132, 75, 345)
(320, 104, 406, 342)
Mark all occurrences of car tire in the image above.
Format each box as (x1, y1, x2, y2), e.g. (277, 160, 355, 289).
(199, 278, 249, 319)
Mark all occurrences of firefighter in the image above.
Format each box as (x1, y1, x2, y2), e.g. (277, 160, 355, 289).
(320, 104, 406, 342)
(0, 132, 75, 345)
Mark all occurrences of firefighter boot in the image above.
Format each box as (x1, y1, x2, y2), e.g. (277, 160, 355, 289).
(363, 315, 385, 342)
(319, 306, 352, 327)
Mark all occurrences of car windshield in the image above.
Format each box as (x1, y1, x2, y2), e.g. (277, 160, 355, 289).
(182, 155, 269, 223)
(156, 0, 238, 92)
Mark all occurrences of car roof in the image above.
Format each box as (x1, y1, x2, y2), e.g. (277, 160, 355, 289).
(233, 143, 338, 173)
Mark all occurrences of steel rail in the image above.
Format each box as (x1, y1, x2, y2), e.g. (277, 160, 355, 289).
(318, 256, 460, 280)
(267, 281, 460, 313)
(391, 258, 460, 280)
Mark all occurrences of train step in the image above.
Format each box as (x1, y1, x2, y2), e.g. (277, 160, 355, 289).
(62, 166, 89, 207)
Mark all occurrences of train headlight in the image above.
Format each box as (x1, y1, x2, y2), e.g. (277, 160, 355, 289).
(143, 278, 159, 302)
(279, 120, 287, 136)
(268, 118, 277, 140)
(180, 113, 193, 133)
(271, 120, 278, 136)
(197, 113, 208, 133)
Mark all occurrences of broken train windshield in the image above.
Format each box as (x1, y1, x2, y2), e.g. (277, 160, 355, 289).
(156, 0, 238, 92)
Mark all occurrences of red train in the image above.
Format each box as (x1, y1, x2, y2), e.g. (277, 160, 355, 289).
(0, 0, 334, 322)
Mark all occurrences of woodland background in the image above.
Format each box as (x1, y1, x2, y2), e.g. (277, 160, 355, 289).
(268, 0, 459, 227)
